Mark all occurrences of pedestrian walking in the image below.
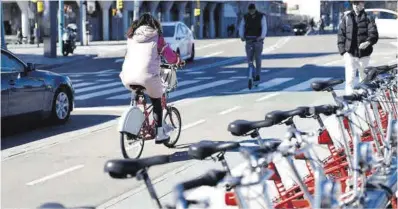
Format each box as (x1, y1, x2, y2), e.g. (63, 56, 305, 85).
(337, 0, 378, 95)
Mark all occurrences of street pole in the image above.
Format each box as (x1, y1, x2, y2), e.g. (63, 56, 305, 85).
(80, 0, 86, 46)
(1, 2, 7, 50)
(195, 0, 200, 39)
(58, 0, 64, 55)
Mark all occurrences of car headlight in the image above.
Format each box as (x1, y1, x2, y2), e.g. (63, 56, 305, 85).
(294, 28, 298, 32)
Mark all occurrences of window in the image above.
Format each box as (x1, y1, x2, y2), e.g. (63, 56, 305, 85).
(379, 11, 397, 20)
(180, 24, 188, 35)
(1, 53, 25, 73)
(177, 24, 184, 37)
(162, 25, 175, 37)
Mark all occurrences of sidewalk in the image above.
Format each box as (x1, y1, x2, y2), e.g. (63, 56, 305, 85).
(6, 42, 127, 70)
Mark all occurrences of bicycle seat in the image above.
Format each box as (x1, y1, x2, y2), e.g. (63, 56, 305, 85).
(311, 79, 344, 92)
(188, 141, 240, 160)
(104, 155, 169, 179)
(265, 107, 309, 124)
(227, 119, 273, 136)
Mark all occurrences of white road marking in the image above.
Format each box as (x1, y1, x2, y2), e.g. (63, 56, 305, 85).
(390, 42, 398, 47)
(115, 58, 124, 63)
(185, 37, 290, 73)
(230, 76, 247, 79)
(73, 82, 94, 88)
(71, 79, 83, 83)
(26, 165, 84, 186)
(195, 51, 223, 61)
(261, 69, 270, 73)
(76, 87, 126, 100)
(219, 106, 242, 115)
(74, 106, 128, 112)
(96, 73, 115, 77)
(106, 80, 201, 100)
(218, 70, 237, 74)
(256, 92, 280, 102)
(168, 79, 236, 99)
(239, 77, 293, 93)
(97, 79, 115, 82)
(323, 59, 343, 66)
(181, 119, 206, 131)
(75, 82, 121, 94)
(185, 71, 205, 75)
(283, 77, 332, 91)
(195, 40, 237, 50)
(196, 77, 214, 80)
(60, 69, 116, 75)
(68, 74, 83, 78)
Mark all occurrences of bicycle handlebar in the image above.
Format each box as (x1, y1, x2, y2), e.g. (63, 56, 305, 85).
(180, 169, 227, 191)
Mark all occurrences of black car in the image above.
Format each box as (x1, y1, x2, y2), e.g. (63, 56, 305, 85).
(1, 48, 75, 124)
(293, 22, 308, 35)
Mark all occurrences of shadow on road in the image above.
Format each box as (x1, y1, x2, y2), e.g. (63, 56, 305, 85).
(1, 114, 118, 150)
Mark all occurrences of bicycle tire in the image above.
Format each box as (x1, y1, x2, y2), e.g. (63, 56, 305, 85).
(120, 132, 145, 159)
(163, 106, 182, 148)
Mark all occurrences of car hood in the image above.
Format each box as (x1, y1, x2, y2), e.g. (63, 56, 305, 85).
(35, 69, 63, 77)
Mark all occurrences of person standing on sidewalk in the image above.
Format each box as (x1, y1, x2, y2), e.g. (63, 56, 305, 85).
(338, 0, 378, 95)
(239, 3, 267, 82)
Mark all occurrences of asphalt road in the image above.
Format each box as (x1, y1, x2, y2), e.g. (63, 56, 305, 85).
(2, 34, 397, 209)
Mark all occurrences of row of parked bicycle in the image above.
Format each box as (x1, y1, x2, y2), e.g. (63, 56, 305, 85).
(39, 62, 397, 209)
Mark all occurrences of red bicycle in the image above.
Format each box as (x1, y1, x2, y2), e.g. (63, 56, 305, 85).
(119, 64, 182, 159)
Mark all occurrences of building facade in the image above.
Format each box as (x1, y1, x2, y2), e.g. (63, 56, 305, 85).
(1, 0, 287, 44)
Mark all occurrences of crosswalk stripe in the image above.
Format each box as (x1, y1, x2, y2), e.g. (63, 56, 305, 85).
(71, 79, 83, 83)
(75, 87, 126, 100)
(186, 71, 205, 75)
(73, 82, 95, 88)
(106, 80, 201, 100)
(239, 77, 293, 93)
(196, 77, 214, 80)
(230, 76, 247, 79)
(283, 77, 332, 91)
(75, 82, 121, 94)
(218, 70, 237, 74)
(168, 79, 236, 99)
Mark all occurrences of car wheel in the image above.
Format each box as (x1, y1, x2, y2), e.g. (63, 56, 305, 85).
(187, 44, 195, 62)
(50, 87, 72, 124)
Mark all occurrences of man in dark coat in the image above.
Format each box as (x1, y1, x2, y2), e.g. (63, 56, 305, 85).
(338, 0, 378, 94)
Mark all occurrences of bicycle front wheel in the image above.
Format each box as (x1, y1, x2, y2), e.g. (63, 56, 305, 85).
(120, 132, 145, 159)
(163, 106, 182, 148)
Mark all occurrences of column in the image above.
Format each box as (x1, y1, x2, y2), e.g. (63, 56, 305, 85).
(123, 8, 128, 35)
(133, 0, 142, 20)
(99, 1, 112, 41)
(199, 2, 207, 39)
(17, 1, 30, 41)
(190, 2, 196, 32)
(208, 3, 216, 38)
(148, 1, 159, 18)
(219, 3, 226, 38)
(78, 0, 87, 45)
(177, 2, 187, 22)
(161, 1, 173, 22)
(1, 2, 6, 50)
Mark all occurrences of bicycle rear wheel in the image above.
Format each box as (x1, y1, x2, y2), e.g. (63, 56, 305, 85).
(163, 106, 182, 148)
(120, 132, 145, 159)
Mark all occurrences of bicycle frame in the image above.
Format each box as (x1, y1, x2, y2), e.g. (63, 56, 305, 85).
(132, 92, 169, 140)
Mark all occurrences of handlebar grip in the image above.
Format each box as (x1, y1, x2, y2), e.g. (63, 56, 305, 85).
(181, 170, 227, 191)
(342, 93, 364, 102)
(311, 105, 340, 116)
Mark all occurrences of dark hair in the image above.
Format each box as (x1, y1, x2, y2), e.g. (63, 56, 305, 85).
(248, 3, 256, 10)
(126, 13, 162, 38)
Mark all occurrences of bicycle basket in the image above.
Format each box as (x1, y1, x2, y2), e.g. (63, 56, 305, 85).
(160, 67, 178, 92)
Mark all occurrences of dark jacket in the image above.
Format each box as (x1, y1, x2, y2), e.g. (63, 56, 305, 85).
(244, 11, 264, 37)
(337, 10, 378, 58)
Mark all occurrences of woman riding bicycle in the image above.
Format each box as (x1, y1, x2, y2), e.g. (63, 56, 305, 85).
(119, 13, 184, 144)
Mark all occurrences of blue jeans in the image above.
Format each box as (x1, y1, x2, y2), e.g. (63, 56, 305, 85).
(245, 40, 264, 78)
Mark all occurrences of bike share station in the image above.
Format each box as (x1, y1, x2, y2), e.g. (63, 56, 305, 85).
(108, 59, 398, 209)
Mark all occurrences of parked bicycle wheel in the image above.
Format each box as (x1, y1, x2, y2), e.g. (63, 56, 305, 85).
(163, 106, 182, 148)
(120, 132, 145, 159)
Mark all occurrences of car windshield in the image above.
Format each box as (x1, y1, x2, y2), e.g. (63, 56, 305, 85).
(162, 25, 175, 37)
